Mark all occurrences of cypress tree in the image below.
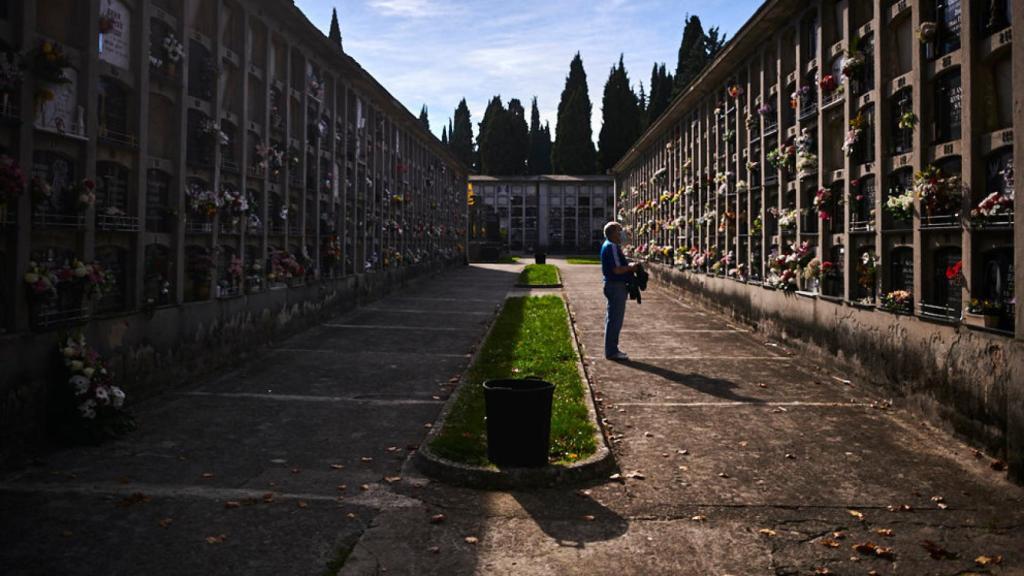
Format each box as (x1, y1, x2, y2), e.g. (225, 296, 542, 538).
(598, 56, 643, 172)
(328, 8, 343, 52)
(507, 98, 529, 175)
(477, 96, 504, 173)
(673, 15, 708, 96)
(450, 99, 474, 170)
(552, 53, 596, 175)
(441, 126, 448, 146)
(528, 97, 552, 174)
(637, 81, 648, 129)
(648, 63, 674, 123)
(419, 105, 430, 132)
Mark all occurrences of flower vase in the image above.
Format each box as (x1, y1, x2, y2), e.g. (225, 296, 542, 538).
(964, 312, 1000, 329)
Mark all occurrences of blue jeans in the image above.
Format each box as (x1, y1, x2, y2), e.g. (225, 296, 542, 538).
(604, 281, 628, 357)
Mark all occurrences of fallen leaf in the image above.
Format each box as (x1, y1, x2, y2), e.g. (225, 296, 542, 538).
(690, 515, 707, 522)
(430, 514, 447, 524)
(360, 457, 373, 463)
(384, 476, 401, 484)
(464, 536, 478, 545)
(814, 569, 833, 575)
(359, 484, 370, 491)
(582, 515, 595, 521)
(330, 464, 345, 470)
(449, 376, 460, 383)
(224, 501, 241, 509)
(387, 446, 400, 452)
(717, 472, 730, 479)
(158, 518, 173, 528)
(820, 538, 841, 548)
(920, 540, 958, 560)
(975, 555, 1003, 566)
(336, 484, 347, 492)
(785, 453, 796, 460)
(262, 492, 275, 503)
(428, 546, 440, 554)
(644, 431, 654, 438)
(887, 504, 913, 512)
(624, 471, 646, 480)
(297, 501, 308, 509)
(346, 512, 357, 519)
(758, 528, 777, 537)
(758, 383, 768, 388)
(677, 449, 689, 455)
(875, 546, 895, 560)
(874, 528, 894, 537)
(200, 473, 215, 479)
(609, 473, 623, 481)
(61, 530, 74, 538)
(853, 542, 878, 555)
(831, 531, 846, 539)
(848, 509, 865, 521)
(936, 502, 949, 510)
(424, 423, 433, 429)
(290, 468, 301, 474)
(206, 534, 227, 544)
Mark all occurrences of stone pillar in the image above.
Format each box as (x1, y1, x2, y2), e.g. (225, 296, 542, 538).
(1008, 0, 1024, 483)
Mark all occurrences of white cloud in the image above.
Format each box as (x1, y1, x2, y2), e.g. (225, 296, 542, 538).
(367, 0, 457, 18)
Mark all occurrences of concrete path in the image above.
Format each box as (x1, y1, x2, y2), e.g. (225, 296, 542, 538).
(340, 258, 1024, 575)
(0, 264, 520, 576)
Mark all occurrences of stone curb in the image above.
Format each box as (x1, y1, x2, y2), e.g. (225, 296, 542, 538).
(512, 283, 564, 289)
(413, 290, 616, 490)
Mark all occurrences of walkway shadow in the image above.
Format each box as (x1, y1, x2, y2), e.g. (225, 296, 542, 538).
(512, 489, 629, 548)
(623, 360, 764, 404)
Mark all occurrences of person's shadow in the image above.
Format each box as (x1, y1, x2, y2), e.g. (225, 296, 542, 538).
(512, 488, 629, 548)
(623, 360, 765, 404)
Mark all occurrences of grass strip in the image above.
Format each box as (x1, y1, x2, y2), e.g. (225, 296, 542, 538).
(430, 296, 596, 466)
(518, 264, 560, 285)
(567, 256, 601, 265)
(497, 255, 520, 264)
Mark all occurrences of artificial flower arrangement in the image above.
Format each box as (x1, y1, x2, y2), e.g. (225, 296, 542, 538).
(0, 155, 25, 207)
(777, 207, 800, 230)
(24, 258, 114, 301)
(307, 73, 325, 100)
(735, 180, 749, 194)
(913, 166, 963, 217)
(723, 129, 736, 143)
(31, 41, 72, 85)
(186, 182, 219, 218)
(813, 187, 832, 221)
(790, 85, 811, 110)
(728, 85, 744, 99)
(916, 21, 938, 43)
(56, 333, 132, 441)
(200, 118, 230, 146)
(746, 160, 759, 173)
(268, 250, 304, 282)
(219, 184, 249, 216)
(841, 40, 864, 81)
(970, 190, 1014, 225)
(898, 111, 918, 132)
(72, 178, 96, 212)
(323, 235, 342, 265)
(945, 260, 965, 288)
(728, 261, 747, 280)
(857, 251, 878, 299)
(253, 142, 271, 171)
(885, 186, 915, 222)
(751, 216, 763, 236)
(757, 102, 774, 117)
(288, 146, 301, 170)
(842, 112, 866, 158)
(794, 129, 817, 177)
(881, 290, 913, 313)
(818, 73, 839, 95)
(967, 298, 1002, 316)
(803, 257, 822, 282)
(162, 34, 185, 65)
(767, 144, 796, 172)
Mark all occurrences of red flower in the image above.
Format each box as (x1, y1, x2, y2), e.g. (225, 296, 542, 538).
(945, 261, 962, 281)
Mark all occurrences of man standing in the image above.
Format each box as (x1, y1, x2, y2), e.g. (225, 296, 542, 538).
(600, 222, 636, 361)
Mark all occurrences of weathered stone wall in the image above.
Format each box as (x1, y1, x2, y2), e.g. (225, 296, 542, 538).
(0, 260, 462, 465)
(646, 263, 1024, 483)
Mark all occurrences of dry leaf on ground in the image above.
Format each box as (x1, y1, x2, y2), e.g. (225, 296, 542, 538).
(464, 536, 478, 545)
(430, 514, 447, 524)
(975, 555, 1003, 566)
(205, 534, 227, 544)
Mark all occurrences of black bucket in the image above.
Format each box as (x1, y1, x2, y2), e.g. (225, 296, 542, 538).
(534, 251, 546, 265)
(483, 378, 555, 467)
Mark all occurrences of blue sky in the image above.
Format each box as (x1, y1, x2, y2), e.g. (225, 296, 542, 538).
(294, 0, 764, 141)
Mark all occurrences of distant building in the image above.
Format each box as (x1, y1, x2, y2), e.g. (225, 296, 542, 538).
(469, 175, 614, 254)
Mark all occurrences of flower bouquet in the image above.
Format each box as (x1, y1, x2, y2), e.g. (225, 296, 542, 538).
(969, 191, 1014, 226)
(842, 113, 866, 158)
(881, 290, 913, 314)
(885, 187, 914, 222)
(54, 333, 133, 443)
(913, 166, 963, 218)
(728, 85, 744, 99)
(186, 182, 219, 218)
(30, 41, 72, 85)
(898, 111, 918, 132)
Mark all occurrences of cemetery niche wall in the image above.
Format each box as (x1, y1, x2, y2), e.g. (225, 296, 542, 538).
(612, 0, 1024, 481)
(0, 0, 468, 460)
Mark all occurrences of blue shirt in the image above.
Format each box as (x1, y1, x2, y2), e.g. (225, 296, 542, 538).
(601, 240, 632, 283)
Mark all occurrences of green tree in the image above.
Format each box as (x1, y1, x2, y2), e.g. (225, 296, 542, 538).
(552, 53, 596, 175)
(648, 63, 674, 123)
(507, 98, 529, 175)
(441, 125, 448, 146)
(528, 97, 552, 174)
(419, 105, 430, 132)
(477, 96, 504, 172)
(328, 8, 343, 52)
(673, 15, 728, 97)
(449, 99, 474, 170)
(598, 56, 643, 172)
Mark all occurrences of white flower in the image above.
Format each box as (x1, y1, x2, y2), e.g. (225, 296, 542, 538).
(111, 387, 126, 409)
(83, 367, 95, 378)
(94, 386, 110, 405)
(62, 346, 76, 358)
(70, 375, 91, 396)
(78, 400, 97, 420)
(70, 360, 84, 372)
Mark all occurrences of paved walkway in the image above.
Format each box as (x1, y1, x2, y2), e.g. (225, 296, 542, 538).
(2, 260, 1022, 575)
(342, 259, 1024, 575)
(0, 264, 519, 576)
